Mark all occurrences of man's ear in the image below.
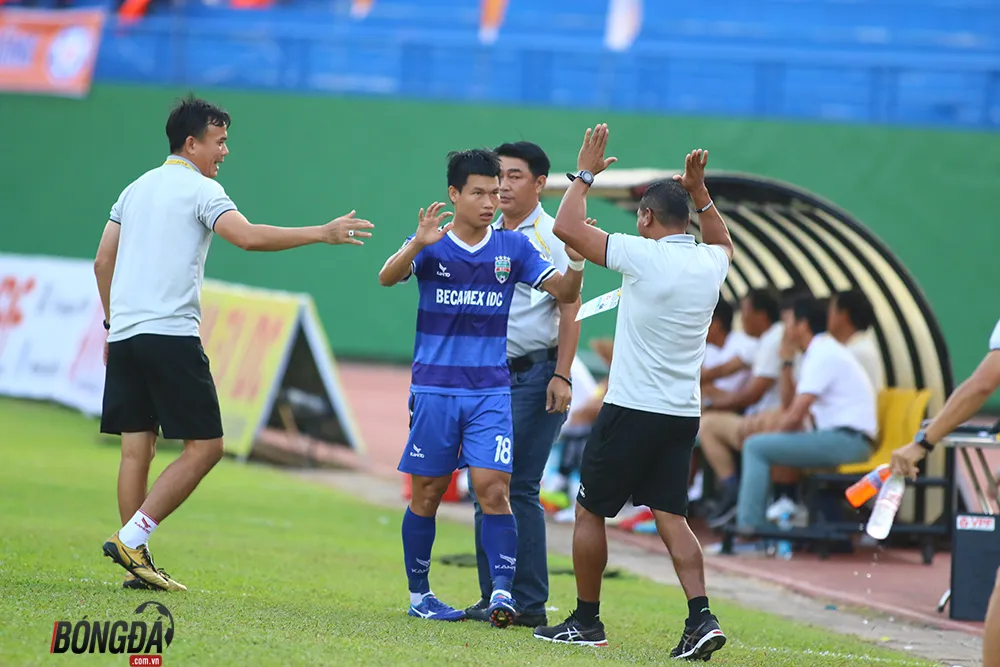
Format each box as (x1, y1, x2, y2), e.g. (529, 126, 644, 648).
(534, 174, 547, 196)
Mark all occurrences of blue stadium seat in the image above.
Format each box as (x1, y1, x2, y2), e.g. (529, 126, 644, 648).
(91, 0, 1000, 130)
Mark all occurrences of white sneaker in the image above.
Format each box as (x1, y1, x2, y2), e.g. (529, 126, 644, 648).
(765, 496, 808, 526)
(553, 507, 576, 523)
(688, 470, 704, 502)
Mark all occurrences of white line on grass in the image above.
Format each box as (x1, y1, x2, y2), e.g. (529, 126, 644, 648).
(736, 644, 940, 666)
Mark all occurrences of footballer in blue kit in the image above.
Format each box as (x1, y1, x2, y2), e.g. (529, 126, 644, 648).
(378, 149, 585, 627)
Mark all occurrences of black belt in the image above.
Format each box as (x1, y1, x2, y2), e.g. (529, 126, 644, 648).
(507, 347, 558, 373)
(835, 427, 875, 448)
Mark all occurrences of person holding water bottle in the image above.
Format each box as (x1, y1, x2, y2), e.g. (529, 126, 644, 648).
(890, 317, 1000, 667)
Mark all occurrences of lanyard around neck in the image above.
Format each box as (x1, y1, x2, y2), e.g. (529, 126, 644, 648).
(163, 158, 198, 172)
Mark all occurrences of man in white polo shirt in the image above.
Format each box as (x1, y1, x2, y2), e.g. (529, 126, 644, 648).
(735, 296, 876, 531)
(532, 125, 732, 661)
(891, 316, 1000, 667)
(93, 96, 373, 592)
(827, 288, 884, 392)
(464, 141, 582, 627)
(703, 298, 757, 395)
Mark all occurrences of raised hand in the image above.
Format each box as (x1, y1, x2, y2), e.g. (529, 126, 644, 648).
(413, 202, 455, 247)
(577, 124, 618, 175)
(320, 210, 374, 246)
(672, 149, 709, 194)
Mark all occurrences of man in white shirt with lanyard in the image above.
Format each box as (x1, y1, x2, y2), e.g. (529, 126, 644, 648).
(463, 141, 583, 628)
(735, 296, 876, 531)
(891, 317, 1000, 667)
(94, 96, 372, 592)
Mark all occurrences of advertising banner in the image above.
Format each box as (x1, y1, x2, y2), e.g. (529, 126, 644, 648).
(0, 8, 105, 97)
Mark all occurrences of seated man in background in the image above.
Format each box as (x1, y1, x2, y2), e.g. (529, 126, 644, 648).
(702, 297, 758, 397)
(698, 288, 783, 527)
(764, 287, 886, 521)
(735, 296, 876, 532)
(826, 288, 884, 392)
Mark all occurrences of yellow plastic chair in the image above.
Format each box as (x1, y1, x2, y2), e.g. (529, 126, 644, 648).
(837, 387, 932, 476)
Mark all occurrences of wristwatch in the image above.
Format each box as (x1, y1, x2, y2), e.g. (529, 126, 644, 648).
(103, 319, 111, 331)
(914, 429, 935, 452)
(566, 170, 595, 187)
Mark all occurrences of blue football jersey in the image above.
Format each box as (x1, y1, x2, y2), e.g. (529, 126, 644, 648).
(403, 227, 558, 395)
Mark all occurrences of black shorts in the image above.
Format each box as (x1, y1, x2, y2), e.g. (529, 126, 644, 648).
(577, 403, 700, 518)
(100, 334, 223, 441)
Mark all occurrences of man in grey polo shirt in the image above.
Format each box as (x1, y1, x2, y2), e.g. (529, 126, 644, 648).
(94, 96, 373, 592)
(464, 141, 582, 627)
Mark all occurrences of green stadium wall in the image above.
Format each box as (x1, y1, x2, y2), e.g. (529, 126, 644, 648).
(2, 84, 998, 406)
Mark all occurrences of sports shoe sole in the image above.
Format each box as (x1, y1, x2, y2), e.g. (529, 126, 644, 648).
(489, 604, 516, 629)
(122, 576, 155, 590)
(532, 633, 609, 647)
(706, 505, 738, 530)
(674, 630, 727, 660)
(102, 541, 169, 591)
(407, 608, 466, 622)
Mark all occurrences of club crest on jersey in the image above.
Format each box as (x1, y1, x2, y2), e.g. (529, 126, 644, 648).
(494, 255, 511, 284)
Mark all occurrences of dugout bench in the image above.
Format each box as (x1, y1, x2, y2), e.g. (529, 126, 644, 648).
(720, 387, 952, 560)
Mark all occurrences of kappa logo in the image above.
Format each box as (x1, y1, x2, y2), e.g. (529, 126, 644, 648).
(436, 263, 451, 278)
(494, 255, 511, 284)
(409, 446, 425, 459)
(411, 557, 430, 575)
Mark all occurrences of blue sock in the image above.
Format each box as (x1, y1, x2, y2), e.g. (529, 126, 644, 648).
(402, 507, 435, 596)
(481, 513, 517, 596)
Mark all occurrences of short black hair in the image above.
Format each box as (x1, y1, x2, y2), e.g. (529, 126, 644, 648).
(792, 296, 829, 336)
(447, 149, 501, 191)
(494, 141, 550, 178)
(166, 95, 231, 154)
(780, 285, 810, 311)
(832, 289, 875, 331)
(639, 179, 691, 228)
(713, 297, 734, 333)
(744, 288, 780, 324)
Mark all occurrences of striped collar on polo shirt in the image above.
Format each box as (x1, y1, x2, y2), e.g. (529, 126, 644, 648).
(163, 155, 201, 174)
(659, 233, 696, 244)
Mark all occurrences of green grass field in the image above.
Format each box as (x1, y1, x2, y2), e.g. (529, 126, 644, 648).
(0, 397, 935, 666)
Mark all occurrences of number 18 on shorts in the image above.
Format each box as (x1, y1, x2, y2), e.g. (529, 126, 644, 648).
(398, 393, 515, 477)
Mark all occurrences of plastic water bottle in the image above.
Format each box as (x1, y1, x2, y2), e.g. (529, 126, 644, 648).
(845, 464, 892, 508)
(865, 474, 906, 540)
(776, 511, 793, 560)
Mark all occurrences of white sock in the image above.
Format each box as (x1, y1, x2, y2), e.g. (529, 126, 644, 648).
(119, 510, 159, 549)
(410, 591, 431, 606)
(491, 589, 511, 601)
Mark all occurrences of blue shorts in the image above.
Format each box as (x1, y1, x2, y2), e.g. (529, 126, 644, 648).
(398, 393, 514, 477)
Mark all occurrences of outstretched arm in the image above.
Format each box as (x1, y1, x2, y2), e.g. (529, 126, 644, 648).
(214, 210, 373, 251)
(891, 344, 1000, 479)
